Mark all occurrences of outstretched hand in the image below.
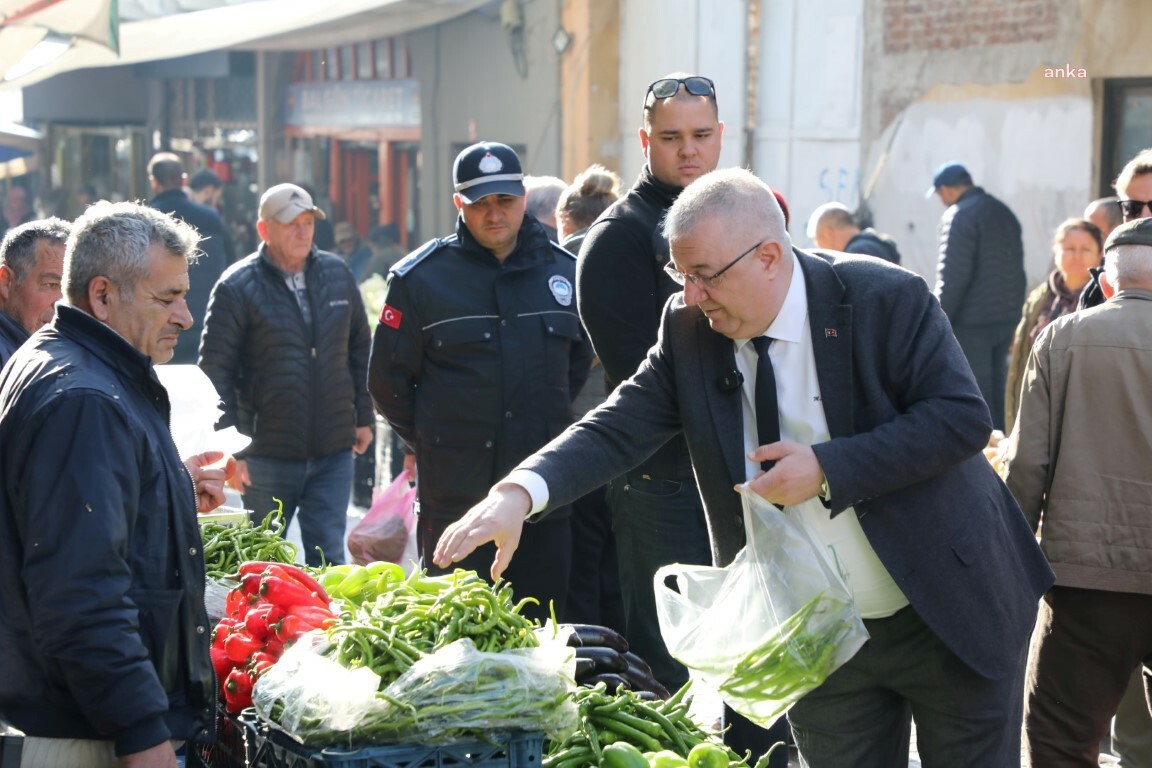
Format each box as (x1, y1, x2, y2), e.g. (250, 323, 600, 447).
(433, 484, 531, 582)
(743, 440, 826, 507)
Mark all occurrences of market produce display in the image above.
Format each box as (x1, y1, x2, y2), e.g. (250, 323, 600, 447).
(251, 568, 577, 746)
(211, 561, 337, 713)
(566, 624, 670, 698)
(544, 682, 756, 768)
(201, 509, 298, 579)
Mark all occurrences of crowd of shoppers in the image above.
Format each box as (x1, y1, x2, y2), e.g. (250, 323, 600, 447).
(1, 77, 1151, 768)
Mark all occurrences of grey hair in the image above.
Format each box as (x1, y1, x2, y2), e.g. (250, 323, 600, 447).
(524, 175, 567, 223)
(805, 202, 855, 242)
(663, 168, 791, 252)
(1104, 243, 1152, 289)
(0, 217, 71, 281)
(64, 201, 201, 305)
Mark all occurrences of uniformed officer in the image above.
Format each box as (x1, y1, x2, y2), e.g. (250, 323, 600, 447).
(368, 141, 592, 622)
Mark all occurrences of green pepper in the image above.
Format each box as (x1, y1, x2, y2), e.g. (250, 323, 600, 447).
(687, 743, 728, 768)
(601, 742, 648, 768)
(647, 750, 688, 768)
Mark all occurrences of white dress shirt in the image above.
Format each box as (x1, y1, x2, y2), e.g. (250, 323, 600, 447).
(733, 261, 907, 618)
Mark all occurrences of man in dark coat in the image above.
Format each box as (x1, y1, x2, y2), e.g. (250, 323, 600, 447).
(147, 152, 232, 363)
(929, 162, 1025, 431)
(436, 168, 1053, 768)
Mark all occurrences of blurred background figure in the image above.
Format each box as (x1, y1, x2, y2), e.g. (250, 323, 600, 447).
(806, 201, 901, 264)
(0, 185, 35, 240)
(297, 182, 335, 250)
(334, 221, 372, 282)
(1004, 218, 1103, 433)
(0, 218, 69, 367)
(524, 174, 567, 242)
(363, 222, 406, 281)
(73, 184, 97, 215)
(554, 162, 624, 631)
(188, 168, 224, 210)
(1085, 196, 1123, 242)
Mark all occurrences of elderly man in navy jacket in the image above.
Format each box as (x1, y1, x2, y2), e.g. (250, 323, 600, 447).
(437, 168, 1053, 768)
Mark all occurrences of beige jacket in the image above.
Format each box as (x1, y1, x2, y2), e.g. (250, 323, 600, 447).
(1004, 288, 1152, 595)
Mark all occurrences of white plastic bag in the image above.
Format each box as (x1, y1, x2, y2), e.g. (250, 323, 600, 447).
(654, 486, 868, 727)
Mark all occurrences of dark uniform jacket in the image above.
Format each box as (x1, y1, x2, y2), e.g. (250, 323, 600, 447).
(149, 189, 232, 364)
(198, 244, 373, 460)
(934, 186, 1026, 328)
(368, 215, 592, 521)
(845, 228, 901, 265)
(576, 164, 694, 481)
(0, 309, 29, 368)
(0, 305, 214, 754)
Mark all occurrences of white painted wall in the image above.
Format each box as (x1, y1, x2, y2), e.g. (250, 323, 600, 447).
(754, 0, 863, 243)
(863, 96, 1093, 287)
(616, 0, 747, 186)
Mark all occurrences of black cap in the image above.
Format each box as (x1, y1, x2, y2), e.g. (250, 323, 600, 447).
(453, 142, 524, 204)
(925, 162, 972, 197)
(1105, 216, 1152, 251)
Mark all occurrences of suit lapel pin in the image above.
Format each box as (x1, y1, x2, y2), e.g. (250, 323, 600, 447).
(825, 328, 838, 338)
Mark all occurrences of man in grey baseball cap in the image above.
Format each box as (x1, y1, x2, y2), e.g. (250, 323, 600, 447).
(258, 183, 327, 224)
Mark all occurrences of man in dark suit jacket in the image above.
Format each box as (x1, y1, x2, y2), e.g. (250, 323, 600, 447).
(148, 152, 231, 364)
(436, 168, 1053, 767)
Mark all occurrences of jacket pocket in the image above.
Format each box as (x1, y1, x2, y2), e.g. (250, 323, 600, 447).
(129, 588, 182, 690)
(429, 317, 498, 349)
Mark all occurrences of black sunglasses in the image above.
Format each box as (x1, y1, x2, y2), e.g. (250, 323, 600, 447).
(1118, 199, 1152, 220)
(644, 76, 717, 109)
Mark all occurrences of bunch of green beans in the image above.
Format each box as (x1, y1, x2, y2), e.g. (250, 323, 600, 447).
(544, 682, 747, 768)
(323, 568, 540, 688)
(201, 510, 297, 579)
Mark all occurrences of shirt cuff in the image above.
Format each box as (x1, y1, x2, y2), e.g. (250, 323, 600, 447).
(502, 469, 549, 518)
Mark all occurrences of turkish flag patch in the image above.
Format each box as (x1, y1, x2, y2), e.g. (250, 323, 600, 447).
(380, 304, 403, 329)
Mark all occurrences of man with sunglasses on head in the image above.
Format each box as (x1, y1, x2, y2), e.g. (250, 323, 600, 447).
(576, 74, 785, 764)
(435, 168, 1053, 768)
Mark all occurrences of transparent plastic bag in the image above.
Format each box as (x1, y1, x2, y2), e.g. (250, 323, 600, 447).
(654, 485, 868, 727)
(253, 631, 577, 746)
(347, 469, 416, 566)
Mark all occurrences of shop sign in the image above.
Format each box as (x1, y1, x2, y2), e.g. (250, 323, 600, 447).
(284, 80, 421, 128)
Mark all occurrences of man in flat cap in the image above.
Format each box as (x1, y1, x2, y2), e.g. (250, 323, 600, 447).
(199, 183, 374, 566)
(929, 162, 1025, 430)
(1004, 216, 1152, 766)
(368, 141, 592, 622)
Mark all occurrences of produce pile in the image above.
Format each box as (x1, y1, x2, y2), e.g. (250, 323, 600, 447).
(201, 509, 297, 579)
(211, 562, 337, 713)
(568, 623, 669, 698)
(250, 566, 577, 745)
(544, 683, 760, 768)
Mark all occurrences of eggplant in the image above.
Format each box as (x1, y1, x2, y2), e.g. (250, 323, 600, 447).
(583, 672, 632, 693)
(622, 651, 653, 678)
(564, 623, 629, 653)
(575, 656, 597, 678)
(575, 646, 629, 676)
(618, 666, 671, 699)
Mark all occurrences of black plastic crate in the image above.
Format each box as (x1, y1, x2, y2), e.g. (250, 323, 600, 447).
(193, 709, 249, 768)
(240, 714, 544, 768)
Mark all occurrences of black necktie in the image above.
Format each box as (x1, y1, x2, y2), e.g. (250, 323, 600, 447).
(751, 336, 780, 472)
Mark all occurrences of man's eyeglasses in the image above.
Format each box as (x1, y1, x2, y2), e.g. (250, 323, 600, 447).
(644, 76, 716, 109)
(1118, 198, 1152, 220)
(664, 240, 763, 288)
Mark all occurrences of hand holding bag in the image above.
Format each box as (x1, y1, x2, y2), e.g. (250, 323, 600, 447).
(347, 469, 416, 566)
(654, 485, 868, 726)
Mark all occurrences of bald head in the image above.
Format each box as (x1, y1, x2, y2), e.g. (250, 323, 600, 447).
(1085, 197, 1122, 241)
(806, 202, 860, 251)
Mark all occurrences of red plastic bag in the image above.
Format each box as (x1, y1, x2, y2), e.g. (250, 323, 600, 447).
(347, 469, 416, 566)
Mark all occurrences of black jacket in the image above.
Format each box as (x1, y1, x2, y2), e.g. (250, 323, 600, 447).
(198, 244, 373, 459)
(149, 189, 232, 364)
(0, 309, 28, 368)
(368, 215, 592, 520)
(934, 186, 1026, 327)
(575, 164, 694, 481)
(0, 305, 213, 754)
(845, 229, 901, 265)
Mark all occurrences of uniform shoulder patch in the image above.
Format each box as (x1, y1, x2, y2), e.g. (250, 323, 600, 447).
(390, 238, 447, 277)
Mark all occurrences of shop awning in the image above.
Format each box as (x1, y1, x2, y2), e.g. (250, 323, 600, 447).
(0, 120, 40, 178)
(0, 0, 119, 81)
(1, 0, 491, 88)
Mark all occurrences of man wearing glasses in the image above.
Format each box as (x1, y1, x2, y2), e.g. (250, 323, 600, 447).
(574, 73, 784, 757)
(1115, 148, 1152, 224)
(435, 168, 1054, 767)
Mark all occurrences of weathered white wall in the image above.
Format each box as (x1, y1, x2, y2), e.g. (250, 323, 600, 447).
(864, 96, 1093, 286)
(615, 0, 747, 187)
(754, 0, 862, 242)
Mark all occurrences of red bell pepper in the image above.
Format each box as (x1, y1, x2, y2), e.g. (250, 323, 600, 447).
(224, 630, 263, 664)
(243, 602, 283, 641)
(223, 667, 254, 714)
(260, 575, 327, 610)
(211, 645, 234, 685)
